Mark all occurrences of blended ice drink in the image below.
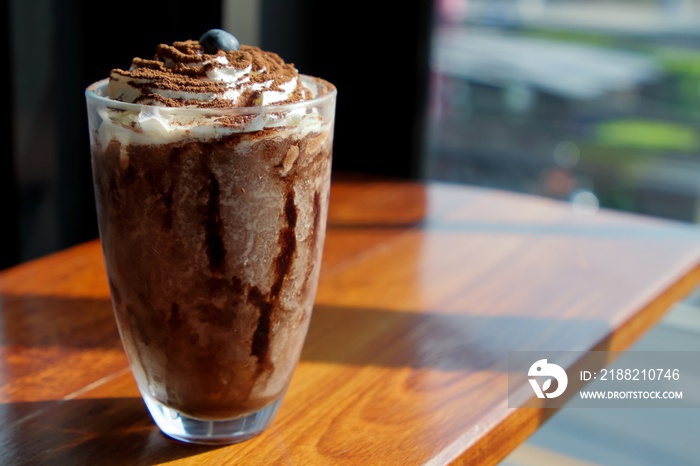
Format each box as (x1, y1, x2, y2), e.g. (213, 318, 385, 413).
(85, 30, 336, 444)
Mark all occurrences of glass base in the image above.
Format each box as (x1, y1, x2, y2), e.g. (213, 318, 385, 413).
(142, 393, 283, 445)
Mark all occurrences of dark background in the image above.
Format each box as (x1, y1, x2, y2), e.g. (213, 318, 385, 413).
(3, 0, 433, 269)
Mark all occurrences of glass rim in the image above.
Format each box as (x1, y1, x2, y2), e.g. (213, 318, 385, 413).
(85, 74, 337, 115)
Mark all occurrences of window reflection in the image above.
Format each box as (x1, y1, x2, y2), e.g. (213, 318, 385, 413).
(425, 0, 700, 222)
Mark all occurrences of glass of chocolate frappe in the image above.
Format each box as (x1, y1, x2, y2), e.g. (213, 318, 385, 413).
(85, 29, 336, 444)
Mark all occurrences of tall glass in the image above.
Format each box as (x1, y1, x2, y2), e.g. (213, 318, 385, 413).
(85, 77, 336, 444)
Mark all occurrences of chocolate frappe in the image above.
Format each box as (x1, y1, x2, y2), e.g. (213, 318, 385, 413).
(86, 30, 336, 441)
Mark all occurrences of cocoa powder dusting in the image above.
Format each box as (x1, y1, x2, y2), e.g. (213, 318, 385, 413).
(109, 41, 307, 108)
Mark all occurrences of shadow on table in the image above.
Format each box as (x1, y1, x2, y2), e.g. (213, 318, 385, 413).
(303, 305, 612, 372)
(0, 397, 221, 465)
(0, 293, 121, 349)
(0, 293, 613, 372)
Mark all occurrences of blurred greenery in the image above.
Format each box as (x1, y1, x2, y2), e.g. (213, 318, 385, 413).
(656, 47, 700, 79)
(524, 28, 618, 48)
(592, 119, 700, 151)
(654, 47, 700, 114)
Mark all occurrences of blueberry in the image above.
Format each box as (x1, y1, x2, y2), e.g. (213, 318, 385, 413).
(199, 29, 240, 53)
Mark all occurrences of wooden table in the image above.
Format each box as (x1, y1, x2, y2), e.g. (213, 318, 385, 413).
(3, 180, 700, 465)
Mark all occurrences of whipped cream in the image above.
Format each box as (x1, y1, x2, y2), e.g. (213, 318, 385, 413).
(92, 89, 326, 147)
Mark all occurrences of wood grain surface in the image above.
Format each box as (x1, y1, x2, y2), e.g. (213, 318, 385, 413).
(2, 180, 700, 465)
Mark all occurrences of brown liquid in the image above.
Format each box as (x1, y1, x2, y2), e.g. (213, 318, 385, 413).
(91, 125, 332, 419)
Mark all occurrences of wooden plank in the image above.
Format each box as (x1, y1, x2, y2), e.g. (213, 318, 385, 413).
(0, 242, 126, 429)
